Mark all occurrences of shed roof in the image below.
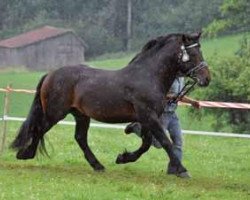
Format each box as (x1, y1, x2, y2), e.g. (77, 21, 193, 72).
(0, 26, 72, 48)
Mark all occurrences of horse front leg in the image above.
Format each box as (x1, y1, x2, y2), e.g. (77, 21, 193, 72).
(148, 118, 188, 177)
(115, 125, 152, 164)
(117, 108, 188, 177)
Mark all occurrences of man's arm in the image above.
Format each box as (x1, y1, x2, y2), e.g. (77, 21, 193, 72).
(165, 93, 201, 109)
(180, 96, 201, 109)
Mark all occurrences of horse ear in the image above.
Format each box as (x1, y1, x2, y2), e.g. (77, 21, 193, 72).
(198, 31, 202, 38)
(182, 32, 202, 44)
(190, 31, 202, 40)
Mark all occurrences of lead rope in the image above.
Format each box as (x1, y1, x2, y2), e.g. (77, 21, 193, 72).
(169, 79, 197, 104)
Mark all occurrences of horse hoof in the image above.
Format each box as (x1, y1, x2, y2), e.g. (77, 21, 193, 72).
(176, 171, 192, 179)
(93, 164, 105, 172)
(94, 167, 105, 172)
(115, 154, 125, 164)
(16, 150, 35, 160)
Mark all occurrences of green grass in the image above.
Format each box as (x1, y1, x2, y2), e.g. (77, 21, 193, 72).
(201, 33, 247, 59)
(0, 122, 249, 200)
(87, 51, 135, 70)
(88, 54, 134, 70)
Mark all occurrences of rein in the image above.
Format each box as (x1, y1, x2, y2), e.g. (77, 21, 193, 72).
(169, 79, 197, 104)
(168, 43, 201, 104)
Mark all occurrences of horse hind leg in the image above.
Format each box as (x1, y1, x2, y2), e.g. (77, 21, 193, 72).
(116, 125, 152, 164)
(71, 109, 105, 171)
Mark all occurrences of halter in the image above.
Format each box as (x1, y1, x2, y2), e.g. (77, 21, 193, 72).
(180, 43, 199, 62)
(186, 61, 208, 77)
(178, 43, 208, 78)
(172, 43, 208, 102)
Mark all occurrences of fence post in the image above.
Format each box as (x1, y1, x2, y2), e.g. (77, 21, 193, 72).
(0, 84, 11, 154)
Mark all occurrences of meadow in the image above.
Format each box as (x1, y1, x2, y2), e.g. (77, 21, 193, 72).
(0, 33, 250, 200)
(0, 122, 249, 200)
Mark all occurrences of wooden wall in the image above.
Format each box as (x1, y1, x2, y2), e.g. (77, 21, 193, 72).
(0, 33, 85, 70)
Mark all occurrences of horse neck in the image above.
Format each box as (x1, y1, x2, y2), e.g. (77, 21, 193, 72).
(125, 42, 181, 94)
(156, 64, 179, 94)
(151, 48, 181, 94)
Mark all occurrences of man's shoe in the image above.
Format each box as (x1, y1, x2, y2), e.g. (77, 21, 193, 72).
(176, 171, 191, 178)
(167, 163, 191, 178)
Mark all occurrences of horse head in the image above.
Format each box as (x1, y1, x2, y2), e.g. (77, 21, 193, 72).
(177, 32, 211, 87)
(128, 32, 210, 87)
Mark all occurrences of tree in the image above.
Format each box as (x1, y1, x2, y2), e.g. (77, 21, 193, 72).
(0, 0, 226, 57)
(195, 37, 250, 133)
(205, 0, 250, 37)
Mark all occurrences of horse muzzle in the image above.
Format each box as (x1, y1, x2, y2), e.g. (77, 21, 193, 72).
(196, 76, 210, 87)
(188, 62, 211, 87)
(194, 68, 211, 87)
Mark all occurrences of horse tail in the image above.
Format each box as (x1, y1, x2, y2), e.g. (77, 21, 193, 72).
(11, 74, 49, 157)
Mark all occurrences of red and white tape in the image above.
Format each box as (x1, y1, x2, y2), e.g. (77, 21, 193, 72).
(0, 87, 249, 109)
(0, 87, 36, 94)
(179, 101, 250, 109)
(199, 101, 250, 109)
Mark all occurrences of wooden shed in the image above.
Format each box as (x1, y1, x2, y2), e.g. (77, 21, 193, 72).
(0, 26, 85, 70)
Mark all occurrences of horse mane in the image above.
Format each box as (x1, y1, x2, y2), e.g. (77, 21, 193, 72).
(129, 33, 181, 65)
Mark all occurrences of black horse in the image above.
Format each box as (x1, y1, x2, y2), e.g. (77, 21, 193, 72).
(11, 32, 210, 177)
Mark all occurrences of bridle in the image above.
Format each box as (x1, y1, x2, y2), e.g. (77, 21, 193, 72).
(171, 42, 208, 103)
(186, 61, 207, 77)
(178, 43, 208, 78)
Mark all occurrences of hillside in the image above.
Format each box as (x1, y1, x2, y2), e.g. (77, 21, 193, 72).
(88, 33, 248, 69)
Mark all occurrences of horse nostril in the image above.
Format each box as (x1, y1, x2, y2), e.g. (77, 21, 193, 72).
(206, 77, 210, 83)
(204, 77, 210, 86)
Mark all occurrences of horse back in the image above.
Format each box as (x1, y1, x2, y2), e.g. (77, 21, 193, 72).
(40, 65, 136, 123)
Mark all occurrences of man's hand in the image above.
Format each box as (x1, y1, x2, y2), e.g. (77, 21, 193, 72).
(191, 100, 201, 109)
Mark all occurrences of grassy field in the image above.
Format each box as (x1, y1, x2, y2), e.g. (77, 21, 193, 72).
(0, 122, 249, 200)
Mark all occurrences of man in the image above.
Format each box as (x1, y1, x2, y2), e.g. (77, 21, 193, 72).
(125, 77, 201, 178)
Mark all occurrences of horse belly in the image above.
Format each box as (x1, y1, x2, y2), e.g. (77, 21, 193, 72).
(81, 101, 135, 123)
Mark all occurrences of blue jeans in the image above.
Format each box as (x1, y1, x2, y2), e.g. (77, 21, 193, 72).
(158, 112, 183, 161)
